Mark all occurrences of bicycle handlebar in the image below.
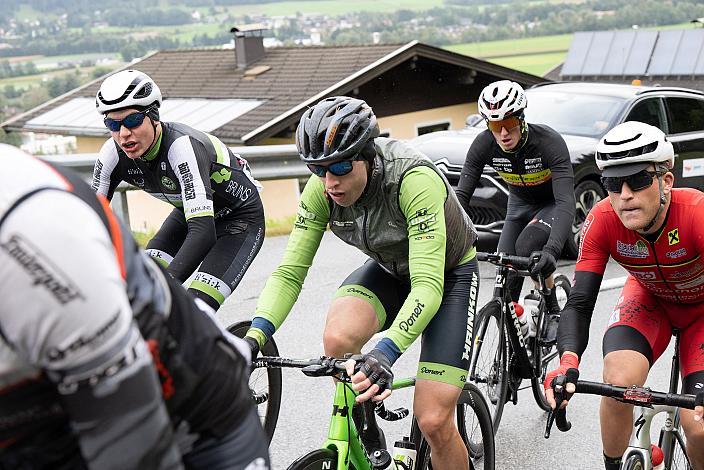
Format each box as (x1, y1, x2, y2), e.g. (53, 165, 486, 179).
(252, 356, 411, 421)
(544, 379, 698, 438)
(477, 251, 549, 294)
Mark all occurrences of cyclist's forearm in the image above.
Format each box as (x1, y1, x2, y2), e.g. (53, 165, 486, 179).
(557, 270, 602, 358)
(168, 215, 216, 281)
(545, 174, 576, 258)
(380, 284, 442, 361)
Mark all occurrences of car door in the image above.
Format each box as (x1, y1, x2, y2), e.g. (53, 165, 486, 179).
(663, 95, 704, 190)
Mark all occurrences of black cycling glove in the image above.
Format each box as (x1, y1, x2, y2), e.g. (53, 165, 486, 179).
(243, 336, 260, 361)
(530, 250, 557, 278)
(352, 349, 394, 396)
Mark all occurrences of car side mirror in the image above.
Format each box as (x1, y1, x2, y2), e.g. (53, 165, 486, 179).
(465, 114, 483, 128)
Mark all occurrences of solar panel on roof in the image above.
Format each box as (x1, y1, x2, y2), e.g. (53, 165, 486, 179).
(670, 29, 704, 75)
(25, 98, 263, 134)
(561, 31, 594, 76)
(602, 30, 637, 75)
(623, 30, 657, 76)
(581, 31, 615, 75)
(648, 30, 684, 75)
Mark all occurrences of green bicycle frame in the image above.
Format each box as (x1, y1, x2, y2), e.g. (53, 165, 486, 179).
(322, 377, 417, 470)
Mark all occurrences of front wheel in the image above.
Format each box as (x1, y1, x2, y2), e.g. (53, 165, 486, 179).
(227, 320, 282, 443)
(412, 382, 495, 470)
(530, 274, 571, 411)
(564, 179, 605, 259)
(471, 299, 508, 432)
(659, 422, 690, 469)
(621, 453, 645, 470)
(287, 448, 339, 470)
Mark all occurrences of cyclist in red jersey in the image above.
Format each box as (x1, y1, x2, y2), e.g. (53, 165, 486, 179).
(543, 122, 704, 470)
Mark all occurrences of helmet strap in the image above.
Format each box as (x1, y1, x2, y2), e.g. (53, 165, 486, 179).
(640, 174, 667, 233)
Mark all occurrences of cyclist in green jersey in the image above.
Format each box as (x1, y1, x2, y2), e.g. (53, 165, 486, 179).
(245, 96, 480, 469)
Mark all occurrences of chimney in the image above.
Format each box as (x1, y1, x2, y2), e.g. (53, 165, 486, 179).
(230, 24, 267, 69)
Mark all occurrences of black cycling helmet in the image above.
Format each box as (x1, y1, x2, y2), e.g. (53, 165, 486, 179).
(296, 96, 380, 163)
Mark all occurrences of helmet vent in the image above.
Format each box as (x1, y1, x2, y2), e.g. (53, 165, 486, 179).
(134, 83, 152, 99)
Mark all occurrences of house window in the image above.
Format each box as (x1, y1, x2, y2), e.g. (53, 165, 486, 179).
(416, 120, 450, 136)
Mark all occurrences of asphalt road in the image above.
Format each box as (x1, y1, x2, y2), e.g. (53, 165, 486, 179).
(217, 233, 676, 470)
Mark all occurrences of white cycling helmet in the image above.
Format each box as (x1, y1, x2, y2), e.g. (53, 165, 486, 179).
(96, 70, 162, 115)
(596, 121, 674, 177)
(477, 80, 527, 121)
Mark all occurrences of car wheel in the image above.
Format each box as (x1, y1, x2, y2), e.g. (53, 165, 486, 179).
(563, 179, 605, 259)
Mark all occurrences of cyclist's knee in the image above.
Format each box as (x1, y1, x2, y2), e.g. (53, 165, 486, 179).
(414, 404, 455, 443)
(602, 351, 648, 387)
(680, 409, 704, 443)
(323, 328, 362, 357)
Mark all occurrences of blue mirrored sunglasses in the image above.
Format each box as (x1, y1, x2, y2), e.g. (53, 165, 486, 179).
(307, 160, 355, 177)
(104, 112, 147, 132)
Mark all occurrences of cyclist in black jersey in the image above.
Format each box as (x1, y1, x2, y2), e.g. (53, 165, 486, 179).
(93, 70, 265, 311)
(0, 147, 270, 470)
(456, 80, 575, 339)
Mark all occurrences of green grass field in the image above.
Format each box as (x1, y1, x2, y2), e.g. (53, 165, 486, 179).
(446, 33, 573, 58)
(489, 52, 567, 76)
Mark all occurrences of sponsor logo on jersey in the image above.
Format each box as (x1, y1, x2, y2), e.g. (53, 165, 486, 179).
(47, 311, 121, 361)
(668, 228, 680, 246)
(127, 168, 143, 176)
(211, 168, 232, 184)
(177, 162, 196, 200)
(616, 240, 649, 259)
(399, 300, 424, 332)
(409, 208, 436, 233)
(161, 162, 167, 171)
(674, 274, 704, 290)
(666, 247, 687, 259)
(160, 176, 176, 191)
(670, 262, 704, 280)
(631, 270, 657, 281)
(225, 179, 252, 201)
(1, 234, 84, 304)
(91, 160, 103, 190)
(577, 213, 595, 262)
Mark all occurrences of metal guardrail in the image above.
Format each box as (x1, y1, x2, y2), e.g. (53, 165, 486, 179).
(39, 144, 305, 224)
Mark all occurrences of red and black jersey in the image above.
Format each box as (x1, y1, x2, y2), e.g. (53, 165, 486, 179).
(577, 188, 704, 304)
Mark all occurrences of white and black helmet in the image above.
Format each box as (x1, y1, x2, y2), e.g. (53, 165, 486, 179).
(596, 121, 674, 177)
(296, 96, 380, 163)
(478, 80, 527, 121)
(96, 70, 162, 116)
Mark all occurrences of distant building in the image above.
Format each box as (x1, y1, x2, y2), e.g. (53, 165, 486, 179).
(2, 26, 545, 230)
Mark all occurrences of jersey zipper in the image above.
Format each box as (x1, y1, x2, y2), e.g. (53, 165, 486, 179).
(647, 239, 682, 303)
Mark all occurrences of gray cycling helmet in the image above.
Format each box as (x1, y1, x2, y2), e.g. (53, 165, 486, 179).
(296, 96, 380, 163)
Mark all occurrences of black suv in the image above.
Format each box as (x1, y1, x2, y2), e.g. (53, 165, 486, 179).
(409, 82, 704, 257)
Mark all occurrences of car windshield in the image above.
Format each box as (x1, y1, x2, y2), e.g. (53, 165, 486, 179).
(473, 90, 626, 138)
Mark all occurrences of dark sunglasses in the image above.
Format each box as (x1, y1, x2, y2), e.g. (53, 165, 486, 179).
(601, 170, 661, 193)
(486, 116, 521, 133)
(307, 160, 355, 177)
(104, 112, 147, 132)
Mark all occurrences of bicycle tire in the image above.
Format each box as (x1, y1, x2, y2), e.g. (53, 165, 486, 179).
(412, 382, 495, 470)
(287, 448, 344, 470)
(659, 427, 691, 469)
(227, 320, 282, 443)
(471, 298, 508, 432)
(622, 453, 645, 470)
(530, 274, 571, 411)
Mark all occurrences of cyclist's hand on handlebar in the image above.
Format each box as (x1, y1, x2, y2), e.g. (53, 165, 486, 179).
(344, 349, 393, 403)
(544, 353, 579, 409)
(243, 336, 260, 362)
(695, 391, 704, 423)
(530, 250, 557, 278)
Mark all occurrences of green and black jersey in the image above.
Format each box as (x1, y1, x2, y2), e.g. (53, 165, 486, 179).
(249, 138, 477, 358)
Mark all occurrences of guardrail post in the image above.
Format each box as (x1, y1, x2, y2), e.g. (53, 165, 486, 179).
(112, 190, 131, 227)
